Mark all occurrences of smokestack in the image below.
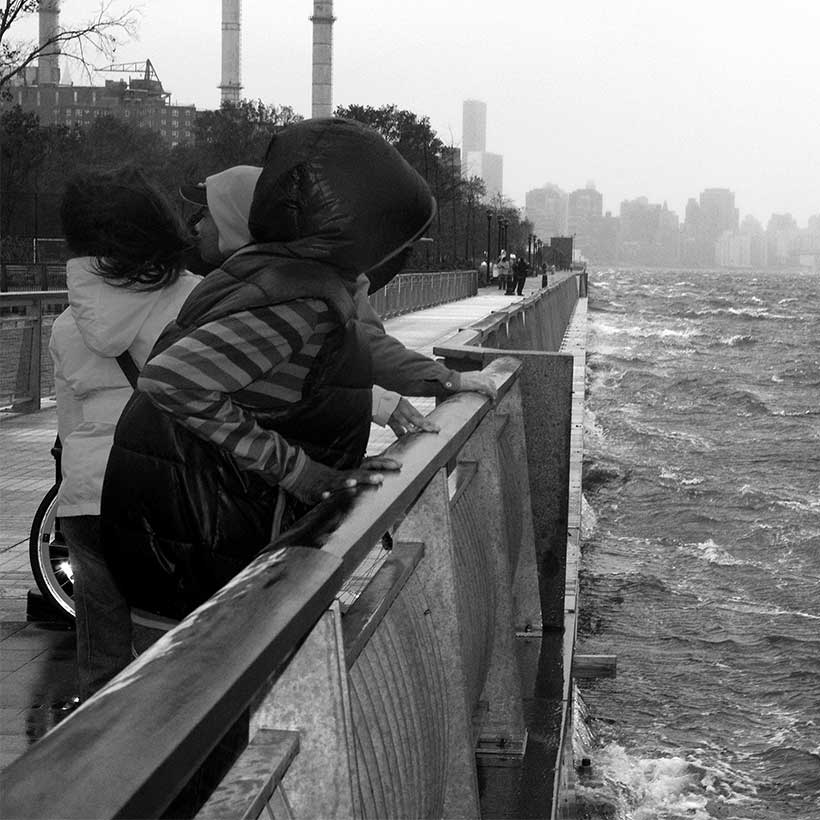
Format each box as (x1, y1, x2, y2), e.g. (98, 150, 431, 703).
(38, 0, 61, 85)
(219, 0, 242, 104)
(310, 0, 335, 119)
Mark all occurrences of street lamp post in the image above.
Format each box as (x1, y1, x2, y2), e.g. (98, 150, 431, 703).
(486, 210, 493, 286)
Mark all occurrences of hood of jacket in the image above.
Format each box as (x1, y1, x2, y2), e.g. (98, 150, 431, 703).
(66, 257, 189, 358)
(248, 117, 436, 289)
(204, 165, 263, 257)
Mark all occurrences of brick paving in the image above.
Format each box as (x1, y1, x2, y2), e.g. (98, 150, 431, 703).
(0, 278, 549, 770)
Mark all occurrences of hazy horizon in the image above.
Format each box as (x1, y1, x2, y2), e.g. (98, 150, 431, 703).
(11, 0, 820, 226)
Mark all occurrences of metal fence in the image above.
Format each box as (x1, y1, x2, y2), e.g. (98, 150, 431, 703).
(370, 270, 477, 319)
(0, 270, 478, 413)
(0, 291, 68, 412)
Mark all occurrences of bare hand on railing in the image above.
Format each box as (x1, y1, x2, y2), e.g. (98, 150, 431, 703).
(285, 457, 402, 505)
(456, 371, 498, 401)
(388, 397, 441, 437)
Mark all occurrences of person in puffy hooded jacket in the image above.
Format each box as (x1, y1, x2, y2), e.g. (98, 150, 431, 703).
(101, 118, 445, 620)
(177, 164, 496, 436)
(49, 167, 201, 698)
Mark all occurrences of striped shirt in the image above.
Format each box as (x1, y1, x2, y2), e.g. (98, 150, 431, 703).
(138, 298, 335, 486)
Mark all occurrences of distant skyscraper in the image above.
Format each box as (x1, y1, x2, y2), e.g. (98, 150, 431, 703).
(463, 151, 503, 200)
(526, 184, 568, 238)
(699, 188, 738, 239)
(462, 99, 487, 153)
(461, 99, 502, 199)
(568, 185, 603, 256)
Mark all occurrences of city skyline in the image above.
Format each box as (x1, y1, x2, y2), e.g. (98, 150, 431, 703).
(9, 0, 819, 224)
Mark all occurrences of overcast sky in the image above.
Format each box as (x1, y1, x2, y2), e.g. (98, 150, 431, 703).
(17, 0, 820, 225)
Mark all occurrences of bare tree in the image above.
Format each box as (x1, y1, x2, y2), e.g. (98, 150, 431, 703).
(0, 0, 139, 90)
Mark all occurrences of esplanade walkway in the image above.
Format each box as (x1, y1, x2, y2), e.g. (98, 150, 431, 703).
(0, 274, 552, 765)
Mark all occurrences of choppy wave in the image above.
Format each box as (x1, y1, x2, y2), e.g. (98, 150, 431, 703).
(578, 268, 820, 819)
(576, 742, 762, 820)
(714, 333, 755, 347)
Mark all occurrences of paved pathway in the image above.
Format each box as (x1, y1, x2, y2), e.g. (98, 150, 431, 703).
(0, 277, 549, 769)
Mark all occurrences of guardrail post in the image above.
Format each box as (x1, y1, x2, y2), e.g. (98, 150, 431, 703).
(457, 408, 526, 743)
(250, 601, 359, 820)
(12, 298, 42, 413)
(393, 467, 481, 819)
(493, 380, 541, 630)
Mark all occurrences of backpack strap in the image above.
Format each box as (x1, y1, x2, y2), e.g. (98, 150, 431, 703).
(116, 350, 140, 389)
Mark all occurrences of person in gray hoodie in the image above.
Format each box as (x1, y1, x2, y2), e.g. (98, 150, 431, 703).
(49, 167, 201, 699)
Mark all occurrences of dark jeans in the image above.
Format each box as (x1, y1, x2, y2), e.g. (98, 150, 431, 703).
(61, 515, 134, 700)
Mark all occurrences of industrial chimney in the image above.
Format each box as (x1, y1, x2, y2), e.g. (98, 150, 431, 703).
(38, 0, 61, 85)
(310, 0, 335, 119)
(219, 0, 242, 104)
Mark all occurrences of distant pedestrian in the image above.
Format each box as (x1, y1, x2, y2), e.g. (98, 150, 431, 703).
(496, 250, 510, 290)
(512, 253, 530, 295)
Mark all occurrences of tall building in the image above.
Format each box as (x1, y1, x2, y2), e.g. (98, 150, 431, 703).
(699, 188, 739, 239)
(462, 99, 487, 153)
(618, 197, 680, 265)
(526, 184, 568, 240)
(460, 99, 502, 199)
(464, 151, 503, 200)
(682, 188, 738, 267)
(766, 213, 799, 267)
(568, 184, 603, 258)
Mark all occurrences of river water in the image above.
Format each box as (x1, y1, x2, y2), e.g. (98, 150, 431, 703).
(576, 268, 820, 819)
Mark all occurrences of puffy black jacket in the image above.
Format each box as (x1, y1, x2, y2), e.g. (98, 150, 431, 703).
(101, 118, 436, 618)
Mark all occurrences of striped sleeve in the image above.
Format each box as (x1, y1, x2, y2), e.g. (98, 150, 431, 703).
(138, 299, 330, 483)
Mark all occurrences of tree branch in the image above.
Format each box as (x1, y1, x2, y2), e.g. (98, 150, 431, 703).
(0, 1, 139, 89)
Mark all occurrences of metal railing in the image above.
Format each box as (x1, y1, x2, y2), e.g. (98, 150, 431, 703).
(0, 263, 66, 293)
(0, 270, 478, 414)
(370, 270, 477, 319)
(0, 291, 68, 412)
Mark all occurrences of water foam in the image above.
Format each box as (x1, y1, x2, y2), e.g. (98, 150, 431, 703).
(587, 743, 712, 819)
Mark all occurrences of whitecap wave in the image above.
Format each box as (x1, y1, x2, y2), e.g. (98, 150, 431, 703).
(691, 538, 745, 566)
(717, 334, 754, 346)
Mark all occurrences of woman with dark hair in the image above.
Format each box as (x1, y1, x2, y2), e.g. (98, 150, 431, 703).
(49, 166, 201, 700)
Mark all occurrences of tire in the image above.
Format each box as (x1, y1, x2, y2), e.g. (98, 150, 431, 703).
(29, 484, 75, 619)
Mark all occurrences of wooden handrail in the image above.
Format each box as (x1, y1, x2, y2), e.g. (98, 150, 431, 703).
(0, 547, 345, 820)
(271, 357, 522, 577)
(0, 358, 521, 820)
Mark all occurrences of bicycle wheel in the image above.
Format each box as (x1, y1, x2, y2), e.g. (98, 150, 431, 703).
(29, 484, 75, 619)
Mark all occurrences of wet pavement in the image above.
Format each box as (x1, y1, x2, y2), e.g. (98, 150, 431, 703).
(0, 279, 547, 771)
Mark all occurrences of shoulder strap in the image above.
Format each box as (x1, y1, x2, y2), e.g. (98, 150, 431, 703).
(116, 351, 140, 389)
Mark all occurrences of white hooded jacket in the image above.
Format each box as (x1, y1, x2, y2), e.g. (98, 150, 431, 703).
(49, 258, 201, 516)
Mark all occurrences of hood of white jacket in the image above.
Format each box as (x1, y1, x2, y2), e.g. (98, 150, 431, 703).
(67, 257, 184, 357)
